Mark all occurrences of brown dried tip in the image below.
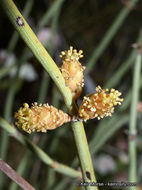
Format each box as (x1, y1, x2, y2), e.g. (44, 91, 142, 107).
(15, 103, 71, 134)
(60, 46, 85, 99)
(78, 86, 123, 121)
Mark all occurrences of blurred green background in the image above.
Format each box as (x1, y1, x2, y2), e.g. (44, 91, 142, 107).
(0, 0, 142, 189)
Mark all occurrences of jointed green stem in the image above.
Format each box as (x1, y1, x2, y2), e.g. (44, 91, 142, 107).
(1, 0, 98, 189)
(72, 122, 97, 183)
(0, 59, 21, 189)
(0, 117, 81, 178)
(2, 0, 73, 111)
(0, 2, 34, 188)
(104, 33, 142, 89)
(128, 49, 141, 189)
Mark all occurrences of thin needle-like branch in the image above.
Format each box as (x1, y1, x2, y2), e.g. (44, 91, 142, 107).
(0, 159, 35, 190)
(0, 117, 81, 179)
(129, 46, 142, 189)
(1, 1, 98, 189)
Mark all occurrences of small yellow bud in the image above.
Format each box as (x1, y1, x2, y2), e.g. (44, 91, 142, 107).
(60, 46, 85, 99)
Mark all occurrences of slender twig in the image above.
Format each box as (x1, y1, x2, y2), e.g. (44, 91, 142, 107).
(104, 33, 142, 89)
(0, 59, 21, 189)
(0, 117, 81, 178)
(53, 179, 70, 190)
(0, 3, 34, 187)
(71, 121, 97, 184)
(72, 114, 129, 167)
(40, 6, 63, 188)
(1, 1, 98, 189)
(90, 115, 129, 155)
(86, 0, 139, 73)
(0, 2, 34, 186)
(1, 0, 73, 110)
(129, 46, 142, 189)
(12, 1, 64, 188)
(120, 72, 142, 113)
(0, 63, 17, 80)
(9, 151, 31, 190)
(0, 48, 29, 160)
(0, 159, 35, 190)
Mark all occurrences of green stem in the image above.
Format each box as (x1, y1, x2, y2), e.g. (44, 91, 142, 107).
(128, 49, 141, 189)
(54, 180, 69, 190)
(1, 0, 73, 111)
(90, 115, 129, 155)
(86, 0, 139, 73)
(0, 60, 21, 189)
(0, 63, 17, 80)
(40, 9, 62, 189)
(72, 114, 129, 168)
(1, 1, 97, 188)
(104, 32, 142, 89)
(121, 73, 142, 111)
(7, 0, 33, 53)
(0, 117, 81, 178)
(9, 1, 64, 188)
(72, 122, 97, 184)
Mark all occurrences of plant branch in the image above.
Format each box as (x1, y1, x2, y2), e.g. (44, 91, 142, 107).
(128, 47, 142, 189)
(1, 0, 98, 189)
(0, 159, 35, 190)
(0, 117, 81, 178)
(1, 0, 73, 111)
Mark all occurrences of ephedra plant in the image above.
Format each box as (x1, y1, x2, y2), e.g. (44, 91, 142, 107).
(2, 0, 139, 190)
(14, 46, 123, 135)
(14, 44, 123, 190)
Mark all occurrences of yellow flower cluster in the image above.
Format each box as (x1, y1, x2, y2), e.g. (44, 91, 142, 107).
(78, 86, 123, 121)
(15, 103, 71, 134)
(14, 47, 123, 133)
(60, 46, 85, 99)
